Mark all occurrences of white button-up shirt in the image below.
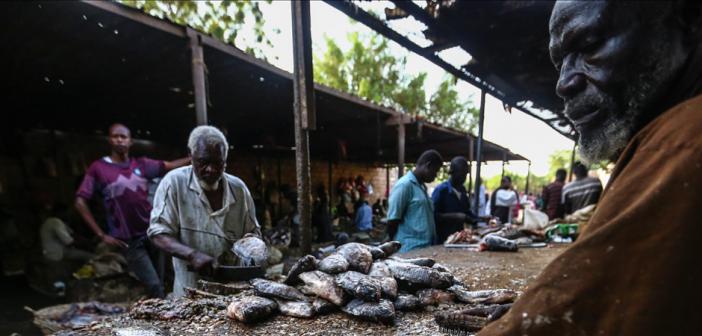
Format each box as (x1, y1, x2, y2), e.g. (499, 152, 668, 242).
(147, 166, 260, 297)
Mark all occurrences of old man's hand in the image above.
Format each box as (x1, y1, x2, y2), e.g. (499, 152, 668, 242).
(187, 250, 215, 275)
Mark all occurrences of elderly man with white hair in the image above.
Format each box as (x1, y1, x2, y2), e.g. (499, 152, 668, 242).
(148, 126, 261, 297)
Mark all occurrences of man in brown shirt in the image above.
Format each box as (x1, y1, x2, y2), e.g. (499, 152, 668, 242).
(481, 1, 702, 335)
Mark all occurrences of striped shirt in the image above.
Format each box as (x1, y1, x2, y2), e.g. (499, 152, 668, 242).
(562, 176, 603, 214)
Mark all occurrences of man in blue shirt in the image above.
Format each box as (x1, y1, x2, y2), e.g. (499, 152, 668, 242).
(432, 157, 491, 243)
(354, 198, 373, 232)
(386, 150, 443, 253)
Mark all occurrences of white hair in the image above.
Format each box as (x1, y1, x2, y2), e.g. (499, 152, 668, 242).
(188, 126, 229, 159)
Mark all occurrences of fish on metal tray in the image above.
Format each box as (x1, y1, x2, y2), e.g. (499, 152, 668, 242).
(318, 253, 349, 274)
(459, 303, 512, 322)
(226, 295, 278, 323)
(417, 288, 456, 306)
(385, 259, 452, 289)
(368, 261, 392, 278)
(335, 270, 382, 302)
(448, 286, 518, 304)
(342, 299, 395, 324)
(389, 256, 435, 267)
(284, 255, 317, 285)
(434, 310, 487, 334)
(232, 236, 269, 267)
(393, 294, 423, 311)
(312, 298, 337, 315)
(250, 278, 307, 302)
(377, 241, 401, 257)
(274, 299, 315, 318)
(336, 243, 373, 274)
(298, 270, 347, 306)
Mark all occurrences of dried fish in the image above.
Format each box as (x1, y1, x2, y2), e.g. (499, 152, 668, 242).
(432, 263, 451, 273)
(298, 270, 347, 306)
(226, 296, 277, 323)
(317, 253, 349, 274)
(389, 256, 435, 267)
(336, 243, 373, 274)
(417, 288, 455, 306)
(377, 241, 401, 257)
(459, 303, 512, 322)
(251, 278, 307, 302)
(385, 259, 452, 289)
(312, 298, 337, 315)
(376, 276, 398, 300)
(393, 294, 423, 311)
(434, 310, 487, 333)
(335, 271, 382, 302)
(232, 236, 269, 267)
(342, 299, 395, 324)
(367, 246, 386, 260)
(448, 286, 518, 304)
(368, 261, 392, 278)
(274, 299, 315, 318)
(284, 255, 317, 285)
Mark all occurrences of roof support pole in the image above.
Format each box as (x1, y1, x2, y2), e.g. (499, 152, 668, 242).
(501, 151, 507, 180)
(473, 90, 486, 214)
(291, 0, 315, 253)
(467, 135, 473, 198)
(525, 161, 532, 194)
(328, 159, 333, 214)
(397, 122, 406, 178)
(385, 164, 390, 199)
(188, 28, 208, 126)
(568, 140, 577, 182)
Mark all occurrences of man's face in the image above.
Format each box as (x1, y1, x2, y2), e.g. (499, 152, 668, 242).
(422, 162, 441, 183)
(501, 177, 511, 189)
(449, 164, 468, 185)
(108, 124, 132, 155)
(192, 141, 226, 187)
(549, 2, 685, 162)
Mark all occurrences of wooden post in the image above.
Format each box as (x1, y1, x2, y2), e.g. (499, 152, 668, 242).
(467, 135, 473, 197)
(188, 28, 207, 125)
(328, 159, 333, 214)
(525, 161, 531, 194)
(397, 123, 405, 178)
(501, 151, 507, 180)
(291, 0, 315, 253)
(473, 90, 486, 213)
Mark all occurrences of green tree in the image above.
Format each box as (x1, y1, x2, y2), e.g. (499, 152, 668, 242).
(315, 32, 427, 115)
(314, 32, 476, 133)
(119, 0, 277, 60)
(427, 76, 478, 132)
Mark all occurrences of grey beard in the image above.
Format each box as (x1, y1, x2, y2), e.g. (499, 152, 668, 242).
(575, 32, 678, 164)
(198, 177, 221, 191)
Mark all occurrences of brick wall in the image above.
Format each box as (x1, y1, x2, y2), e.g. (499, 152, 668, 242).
(227, 152, 398, 204)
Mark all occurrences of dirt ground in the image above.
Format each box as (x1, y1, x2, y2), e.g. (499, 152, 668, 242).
(56, 245, 567, 336)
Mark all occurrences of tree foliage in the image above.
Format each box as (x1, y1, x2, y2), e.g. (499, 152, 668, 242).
(314, 32, 477, 133)
(428, 76, 478, 132)
(118, 0, 277, 60)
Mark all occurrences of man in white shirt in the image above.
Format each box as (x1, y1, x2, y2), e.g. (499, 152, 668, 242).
(147, 126, 261, 297)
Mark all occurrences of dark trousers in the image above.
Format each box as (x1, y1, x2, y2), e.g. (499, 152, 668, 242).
(122, 236, 164, 298)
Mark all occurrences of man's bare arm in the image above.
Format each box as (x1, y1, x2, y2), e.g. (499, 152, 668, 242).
(150, 234, 213, 271)
(387, 219, 401, 240)
(75, 197, 127, 248)
(163, 157, 191, 172)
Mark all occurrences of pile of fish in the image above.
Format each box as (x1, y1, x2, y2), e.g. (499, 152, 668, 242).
(223, 240, 518, 329)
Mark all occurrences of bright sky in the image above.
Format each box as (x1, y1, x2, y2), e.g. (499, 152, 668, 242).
(237, 1, 575, 177)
